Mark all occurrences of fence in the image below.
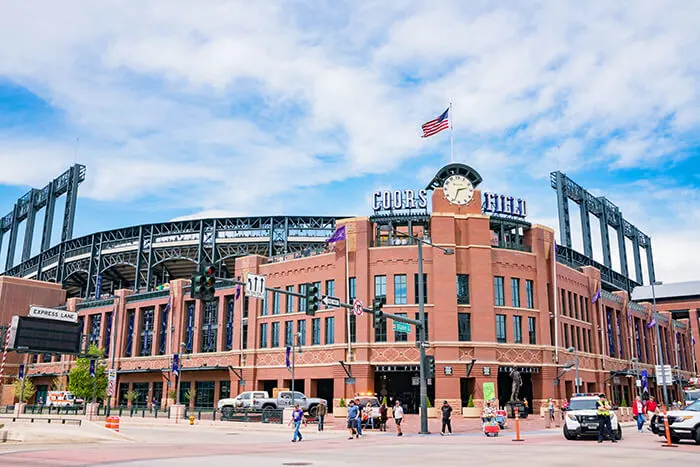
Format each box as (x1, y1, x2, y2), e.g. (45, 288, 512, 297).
(219, 407, 284, 424)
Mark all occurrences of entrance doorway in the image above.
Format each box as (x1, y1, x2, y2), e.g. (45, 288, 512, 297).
(374, 365, 434, 414)
(284, 379, 305, 395)
(460, 378, 475, 407)
(259, 380, 277, 395)
(497, 368, 534, 409)
(315, 379, 334, 413)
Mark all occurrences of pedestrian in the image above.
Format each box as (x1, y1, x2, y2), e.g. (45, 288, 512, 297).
(645, 395, 658, 432)
(316, 401, 327, 432)
(379, 402, 388, 432)
(523, 399, 529, 416)
(440, 400, 453, 436)
(152, 396, 158, 413)
(288, 403, 305, 442)
(596, 394, 616, 443)
(347, 400, 359, 440)
(547, 398, 555, 422)
(393, 400, 404, 437)
(632, 395, 645, 433)
(363, 402, 374, 430)
(354, 397, 363, 437)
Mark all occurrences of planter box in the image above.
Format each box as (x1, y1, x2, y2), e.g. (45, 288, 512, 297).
(334, 407, 348, 418)
(419, 407, 438, 418)
(462, 407, 481, 418)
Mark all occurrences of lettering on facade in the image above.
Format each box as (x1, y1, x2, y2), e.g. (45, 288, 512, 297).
(28, 306, 78, 323)
(372, 189, 428, 212)
(444, 366, 453, 376)
(498, 366, 540, 374)
(482, 192, 527, 218)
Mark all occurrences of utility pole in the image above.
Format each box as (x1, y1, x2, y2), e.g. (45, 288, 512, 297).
(417, 240, 429, 434)
(291, 332, 301, 408)
(651, 281, 669, 406)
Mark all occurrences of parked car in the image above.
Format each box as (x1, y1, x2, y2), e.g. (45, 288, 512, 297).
(357, 396, 381, 423)
(650, 399, 700, 444)
(217, 390, 326, 418)
(563, 394, 621, 441)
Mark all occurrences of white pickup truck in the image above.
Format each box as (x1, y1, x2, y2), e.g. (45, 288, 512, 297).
(217, 390, 326, 418)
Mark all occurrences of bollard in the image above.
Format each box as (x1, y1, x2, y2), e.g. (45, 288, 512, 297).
(660, 406, 677, 449)
(513, 407, 524, 442)
(189, 415, 195, 426)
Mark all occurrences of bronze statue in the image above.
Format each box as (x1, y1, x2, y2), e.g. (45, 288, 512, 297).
(510, 369, 522, 402)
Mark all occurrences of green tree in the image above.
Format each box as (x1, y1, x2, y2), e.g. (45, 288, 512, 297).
(467, 394, 475, 408)
(13, 378, 36, 403)
(68, 345, 108, 402)
(184, 387, 196, 403)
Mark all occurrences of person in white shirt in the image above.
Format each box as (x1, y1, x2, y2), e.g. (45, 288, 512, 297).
(393, 400, 404, 437)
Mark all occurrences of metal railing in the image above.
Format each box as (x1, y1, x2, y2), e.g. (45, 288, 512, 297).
(219, 407, 284, 424)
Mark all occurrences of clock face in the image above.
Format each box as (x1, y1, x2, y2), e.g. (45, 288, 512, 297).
(443, 175, 474, 205)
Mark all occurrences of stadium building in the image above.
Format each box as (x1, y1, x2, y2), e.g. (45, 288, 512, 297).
(0, 163, 697, 412)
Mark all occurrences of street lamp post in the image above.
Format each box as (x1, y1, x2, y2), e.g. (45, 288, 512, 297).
(291, 332, 301, 408)
(567, 347, 580, 393)
(176, 342, 185, 405)
(394, 231, 454, 435)
(631, 357, 641, 398)
(651, 281, 669, 406)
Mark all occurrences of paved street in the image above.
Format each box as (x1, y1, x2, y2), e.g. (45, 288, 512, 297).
(0, 418, 697, 466)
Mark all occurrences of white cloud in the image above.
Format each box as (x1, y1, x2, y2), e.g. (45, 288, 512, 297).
(0, 1, 700, 280)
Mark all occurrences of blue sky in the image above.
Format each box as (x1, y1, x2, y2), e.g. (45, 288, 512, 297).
(1, 1, 699, 282)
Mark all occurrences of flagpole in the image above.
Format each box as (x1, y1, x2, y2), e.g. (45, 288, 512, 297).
(346, 233, 352, 362)
(449, 101, 455, 162)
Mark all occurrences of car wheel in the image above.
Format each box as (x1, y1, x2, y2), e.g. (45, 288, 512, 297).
(615, 427, 622, 441)
(694, 428, 700, 445)
(308, 405, 318, 417)
(563, 426, 576, 440)
(221, 406, 234, 419)
(670, 436, 680, 444)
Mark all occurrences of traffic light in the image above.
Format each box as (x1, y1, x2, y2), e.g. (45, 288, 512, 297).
(372, 297, 385, 329)
(306, 283, 319, 316)
(426, 355, 435, 378)
(191, 264, 216, 302)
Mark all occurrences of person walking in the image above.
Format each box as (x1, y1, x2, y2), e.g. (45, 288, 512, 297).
(632, 395, 645, 433)
(288, 404, 305, 442)
(596, 394, 616, 443)
(354, 397, 363, 437)
(645, 395, 658, 432)
(440, 400, 453, 436)
(347, 400, 360, 439)
(379, 402, 388, 432)
(316, 401, 327, 432)
(393, 400, 404, 437)
(363, 403, 374, 430)
(547, 398, 555, 423)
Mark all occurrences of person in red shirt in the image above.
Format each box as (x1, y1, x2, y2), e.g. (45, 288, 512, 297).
(632, 396, 645, 432)
(645, 396, 658, 414)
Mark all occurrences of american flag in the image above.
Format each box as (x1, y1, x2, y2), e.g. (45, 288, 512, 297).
(421, 108, 450, 138)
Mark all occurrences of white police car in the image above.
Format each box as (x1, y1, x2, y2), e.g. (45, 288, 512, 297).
(563, 394, 622, 441)
(650, 399, 700, 444)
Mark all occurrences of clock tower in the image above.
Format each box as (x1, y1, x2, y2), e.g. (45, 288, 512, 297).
(426, 163, 484, 216)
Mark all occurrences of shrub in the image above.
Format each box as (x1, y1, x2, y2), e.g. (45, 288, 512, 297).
(467, 394, 475, 408)
(339, 398, 346, 407)
(381, 396, 388, 406)
(426, 397, 432, 408)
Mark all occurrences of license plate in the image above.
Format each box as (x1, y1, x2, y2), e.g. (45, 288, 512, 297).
(584, 424, 598, 429)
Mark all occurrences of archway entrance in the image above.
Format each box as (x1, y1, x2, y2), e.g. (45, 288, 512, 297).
(497, 366, 536, 410)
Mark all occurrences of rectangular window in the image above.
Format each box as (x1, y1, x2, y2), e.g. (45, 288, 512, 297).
(225, 297, 234, 351)
(325, 280, 335, 307)
(511, 278, 521, 308)
(525, 280, 534, 309)
(457, 274, 470, 305)
(219, 381, 231, 401)
(564, 323, 569, 348)
(349, 277, 357, 301)
(195, 381, 216, 409)
(374, 275, 387, 301)
(496, 314, 507, 343)
(261, 290, 268, 316)
(297, 320, 306, 346)
(576, 327, 582, 351)
(414, 273, 428, 304)
(375, 317, 387, 342)
(259, 323, 268, 348)
(560, 289, 567, 316)
(241, 321, 248, 350)
(617, 312, 625, 359)
(587, 329, 592, 355)
(458, 313, 471, 341)
(513, 315, 523, 343)
(185, 302, 195, 353)
(568, 292, 574, 320)
(414, 313, 429, 341)
(584, 298, 589, 322)
(286, 286, 294, 313)
(285, 321, 293, 346)
(299, 284, 308, 313)
(271, 322, 280, 348)
(606, 308, 615, 357)
(200, 300, 218, 353)
(325, 317, 335, 344)
(494, 277, 505, 306)
(104, 312, 113, 356)
(573, 293, 579, 320)
(394, 313, 408, 342)
(528, 317, 536, 344)
(349, 314, 356, 343)
(125, 310, 135, 357)
(394, 274, 407, 305)
(134, 311, 145, 355)
(272, 291, 280, 315)
(312, 318, 321, 345)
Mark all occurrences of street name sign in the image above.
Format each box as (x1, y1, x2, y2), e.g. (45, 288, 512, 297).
(393, 322, 411, 333)
(321, 295, 341, 307)
(28, 306, 78, 323)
